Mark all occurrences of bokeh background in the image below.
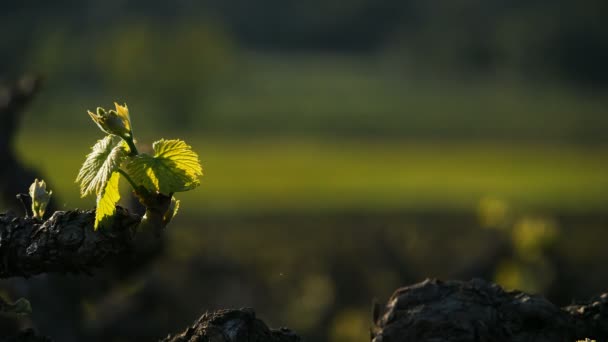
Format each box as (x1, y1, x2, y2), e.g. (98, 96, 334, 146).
(1, 1, 608, 341)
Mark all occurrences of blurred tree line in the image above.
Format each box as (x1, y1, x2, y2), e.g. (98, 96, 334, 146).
(1, 0, 607, 134)
(215, 0, 608, 85)
(3, 0, 607, 84)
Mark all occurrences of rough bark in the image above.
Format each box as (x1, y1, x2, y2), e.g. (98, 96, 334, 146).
(161, 308, 300, 342)
(0, 207, 140, 278)
(372, 278, 608, 342)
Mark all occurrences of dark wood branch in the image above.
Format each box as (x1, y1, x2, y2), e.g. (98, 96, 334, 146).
(0, 75, 53, 214)
(372, 278, 608, 342)
(161, 308, 300, 342)
(0, 75, 43, 145)
(0, 207, 141, 278)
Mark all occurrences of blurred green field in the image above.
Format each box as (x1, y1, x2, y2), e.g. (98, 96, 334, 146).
(16, 131, 608, 216)
(22, 53, 608, 143)
(200, 55, 608, 143)
(12, 54, 608, 217)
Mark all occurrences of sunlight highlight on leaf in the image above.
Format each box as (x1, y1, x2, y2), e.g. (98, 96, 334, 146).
(76, 135, 128, 197)
(125, 139, 202, 195)
(94, 171, 121, 230)
(163, 197, 181, 225)
(113, 102, 132, 132)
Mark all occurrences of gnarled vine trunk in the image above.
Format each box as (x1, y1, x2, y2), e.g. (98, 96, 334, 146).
(162, 308, 300, 342)
(372, 278, 608, 342)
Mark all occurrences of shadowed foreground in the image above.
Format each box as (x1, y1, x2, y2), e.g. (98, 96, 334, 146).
(3, 208, 608, 341)
(2, 308, 299, 342)
(0, 207, 300, 342)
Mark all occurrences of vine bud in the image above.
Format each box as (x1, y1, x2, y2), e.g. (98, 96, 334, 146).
(87, 102, 133, 141)
(29, 179, 52, 219)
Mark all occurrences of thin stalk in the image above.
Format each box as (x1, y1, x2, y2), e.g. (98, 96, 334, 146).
(116, 168, 138, 191)
(125, 137, 139, 156)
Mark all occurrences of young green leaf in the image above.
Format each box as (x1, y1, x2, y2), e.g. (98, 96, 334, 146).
(125, 139, 202, 195)
(94, 171, 121, 230)
(76, 135, 128, 197)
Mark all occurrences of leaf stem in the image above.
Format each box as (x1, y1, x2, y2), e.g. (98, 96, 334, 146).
(116, 168, 138, 191)
(125, 137, 139, 156)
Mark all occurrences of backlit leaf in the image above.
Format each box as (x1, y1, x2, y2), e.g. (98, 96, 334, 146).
(126, 139, 202, 195)
(76, 135, 128, 197)
(95, 171, 121, 230)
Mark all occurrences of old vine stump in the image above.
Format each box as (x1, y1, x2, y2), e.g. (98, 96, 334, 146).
(372, 278, 608, 342)
(162, 308, 300, 342)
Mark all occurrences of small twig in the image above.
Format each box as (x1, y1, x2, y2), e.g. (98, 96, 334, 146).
(15, 193, 32, 218)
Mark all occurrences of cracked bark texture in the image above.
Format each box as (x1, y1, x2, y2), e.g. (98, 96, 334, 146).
(0, 207, 140, 278)
(372, 278, 608, 342)
(161, 308, 300, 342)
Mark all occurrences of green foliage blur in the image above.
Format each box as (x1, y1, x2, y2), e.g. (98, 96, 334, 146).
(2, 1, 608, 341)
